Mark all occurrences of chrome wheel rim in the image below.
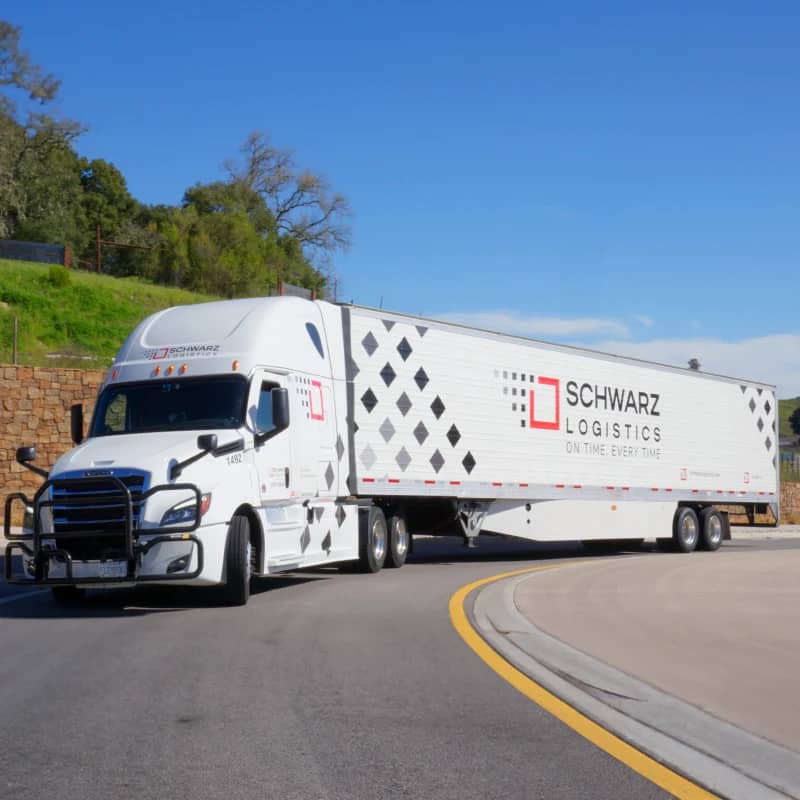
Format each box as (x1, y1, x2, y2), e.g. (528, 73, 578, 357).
(681, 514, 698, 546)
(707, 515, 722, 544)
(394, 519, 409, 558)
(372, 518, 387, 562)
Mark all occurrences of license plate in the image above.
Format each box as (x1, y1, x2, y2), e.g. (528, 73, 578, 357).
(98, 562, 127, 578)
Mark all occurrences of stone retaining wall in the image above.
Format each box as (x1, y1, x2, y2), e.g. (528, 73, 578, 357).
(1, 365, 105, 525)
(782, 480, 800, 524)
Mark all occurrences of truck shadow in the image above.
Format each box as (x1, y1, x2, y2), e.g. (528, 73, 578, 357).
(406, 535, 655, 564)
(0, 551, 326, 619)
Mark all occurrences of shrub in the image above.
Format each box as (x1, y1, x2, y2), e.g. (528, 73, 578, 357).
(48, 265, 71, 288)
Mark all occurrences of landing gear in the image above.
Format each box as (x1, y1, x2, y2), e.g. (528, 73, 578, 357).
(458, 501, 489, 549)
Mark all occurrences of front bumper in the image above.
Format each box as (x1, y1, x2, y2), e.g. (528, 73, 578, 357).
(4, 477, 222, 587)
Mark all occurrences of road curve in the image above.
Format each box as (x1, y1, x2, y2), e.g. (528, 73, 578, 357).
(0, 537, 668, 800)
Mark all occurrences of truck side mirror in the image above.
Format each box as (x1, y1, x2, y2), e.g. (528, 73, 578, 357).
(254, 388, 290, 445)
(16, 446, 49, 479)
(272, 388, 290, 432)
(17, 446, 36, 464)
(197, 434, 218, 452)
(71, 403, 84, 445)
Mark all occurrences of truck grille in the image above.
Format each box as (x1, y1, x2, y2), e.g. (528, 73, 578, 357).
(51, 473, 147, 560)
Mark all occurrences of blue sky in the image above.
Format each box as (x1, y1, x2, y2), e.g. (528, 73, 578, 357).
(11, 1, 800, 395)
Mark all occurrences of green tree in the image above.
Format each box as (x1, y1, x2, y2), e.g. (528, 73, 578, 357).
(0, 20, 83, 239)
(789, 406, 800, 437)
(224, 131, 351, 263)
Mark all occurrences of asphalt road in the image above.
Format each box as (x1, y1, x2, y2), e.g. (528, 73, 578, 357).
(1, 536, 793, 800)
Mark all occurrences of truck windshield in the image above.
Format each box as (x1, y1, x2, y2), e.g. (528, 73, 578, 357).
(89, 376, 248, 436)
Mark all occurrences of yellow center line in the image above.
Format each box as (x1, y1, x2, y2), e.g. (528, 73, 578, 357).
(449, 564, 720, 800)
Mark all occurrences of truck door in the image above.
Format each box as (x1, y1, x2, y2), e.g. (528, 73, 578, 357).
(248, 371, 304, 562)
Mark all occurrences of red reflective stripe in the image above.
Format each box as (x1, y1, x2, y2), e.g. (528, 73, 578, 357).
(555, 484, 566, 489)
(388, 479, 400, 484)
(573, 485, 582, 489)
(519, 482, 529, 487)
(665, 488, 673, 493)
(606, 486, 615, 490)
(492, 482, 503, 487)
(450, 480, 461, 485)
(622, 487, 630, 491)
(362, 478, 375, 483)
(424, 480, 436, 485)
(651, 488, 659, 492)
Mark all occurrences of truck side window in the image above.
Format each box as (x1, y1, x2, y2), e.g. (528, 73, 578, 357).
(256, 381, 279, 434)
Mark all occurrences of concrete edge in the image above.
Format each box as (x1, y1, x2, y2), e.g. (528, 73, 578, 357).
(472, 572, 800, 800)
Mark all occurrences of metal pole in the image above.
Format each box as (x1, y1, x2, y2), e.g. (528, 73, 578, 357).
(12, 315, 18, 365)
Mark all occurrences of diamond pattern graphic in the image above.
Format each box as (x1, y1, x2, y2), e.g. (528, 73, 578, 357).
(382, 319, 395, 332)
(361, 444, 377, 469)
(749, 397, 756, 413)
(380, 362, 397, 386)
(416, 325, 428, 337)
(315, 507, 325, 522)
(765, 400, 772, 415)
(336, 505, 346, 527)
(430, 449, 444, 473)
(300, 526, 311, 553)
(757, 418, 764, 432)
(325, 462, 335, 490)
(431, 396, 445, 420)
(322, 531, 331, 552)
(336, 435, 345, 461)
(462, 451, 476, 474)
(396, 447, 411, 471)
(414, 367, 429, 391)
(765, 436, 772, 451)
(379, 417, 396, 442)
(397, 337, 413, 361)
(362, 331, 378, 356)
(347, 356, 360, 378)
(396, 392, 412, 416)
(361, 388, 378, 413)
(413, 421, 429, 445)
(447, 424, 461, 447)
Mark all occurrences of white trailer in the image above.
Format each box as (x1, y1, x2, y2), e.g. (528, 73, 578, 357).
(5, 297, 779, 604)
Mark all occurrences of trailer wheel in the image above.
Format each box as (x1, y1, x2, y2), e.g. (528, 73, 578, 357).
(673, 507, 699, 553)
(385, 513, 409, 568)
(699, 508, 724, 551)
(51, 586, 85, 605)
(358, 506, 387, 573)
(222, 514, 251, 606)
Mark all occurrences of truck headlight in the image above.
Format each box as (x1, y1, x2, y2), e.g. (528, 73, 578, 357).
(160, 493, 212, 526)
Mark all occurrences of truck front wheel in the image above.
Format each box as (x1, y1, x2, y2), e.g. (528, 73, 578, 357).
(222, 515, 251, 606)
(358, 507, 387, 573)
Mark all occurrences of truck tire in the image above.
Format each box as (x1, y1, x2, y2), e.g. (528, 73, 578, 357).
(699, 508, 724, 551)
(51, 585, 85, 605)
(385, 513, 409, 569)
(222, 515, 251, 606)
(673, 507, 699, 553)
(358, 506, 387, 573)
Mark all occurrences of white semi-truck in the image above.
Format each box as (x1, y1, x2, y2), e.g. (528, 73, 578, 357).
(5, 297, 779, 604)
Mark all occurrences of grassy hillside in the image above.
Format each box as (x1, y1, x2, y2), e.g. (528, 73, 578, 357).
(0, 259, 219, 367)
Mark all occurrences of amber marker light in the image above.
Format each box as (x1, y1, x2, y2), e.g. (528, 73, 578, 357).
(154, 366, 161, 376)
(232, 359, 239, 371)
(180, 363, 188, 374)
(111, 368, 119, 381)
(167, 364, 175, 375)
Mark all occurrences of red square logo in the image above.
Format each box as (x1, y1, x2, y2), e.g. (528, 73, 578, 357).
(530, 377, 560, 430)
